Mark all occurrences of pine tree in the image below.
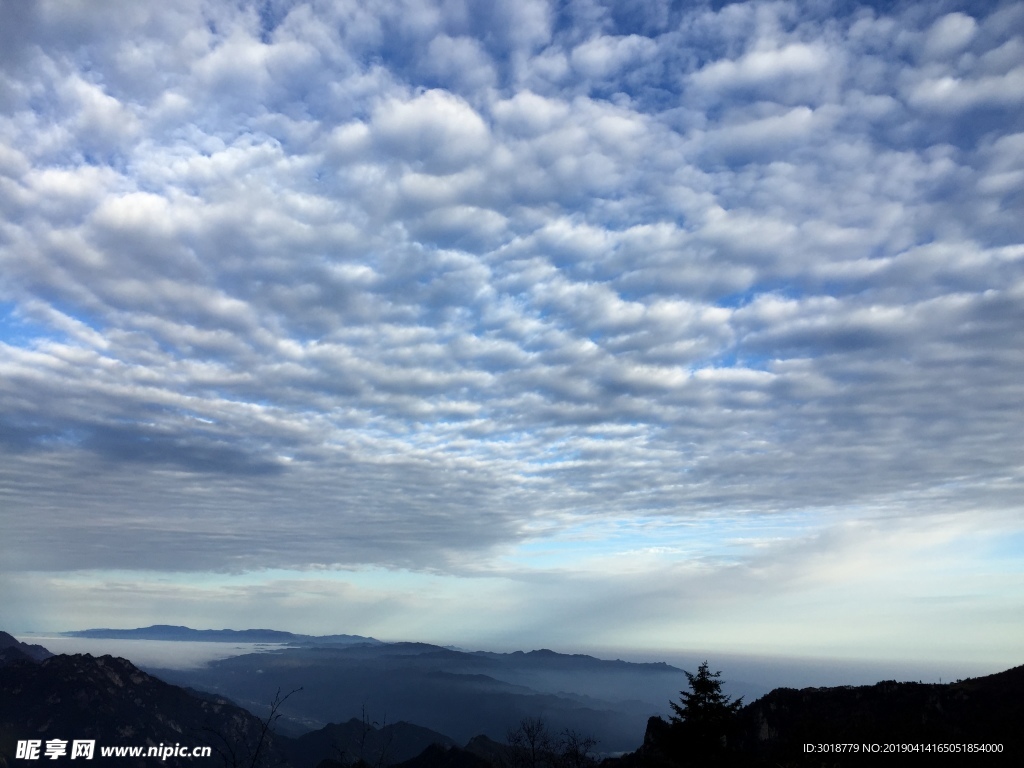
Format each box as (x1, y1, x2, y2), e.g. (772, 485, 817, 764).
(669, 661, 742, 760)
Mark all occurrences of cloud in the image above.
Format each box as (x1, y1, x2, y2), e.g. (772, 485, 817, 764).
(921, 12, 978, 60)
(371, 89, 491, 173)
(906, 67, 1024, 112)
(424, 34, 497, 92)
(570, 34, 658, 80)
(690, 42, 832, 93)
(1, 0, 1022, 662)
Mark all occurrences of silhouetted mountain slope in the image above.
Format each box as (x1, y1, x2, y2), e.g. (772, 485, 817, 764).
(611, 665, 1023, 767)
(0, 654, 291, 767)
(5, 631, 1020, 768)
(732, 664, 1023, 765)
(0, 632, 52, 665)
(393, 742, 493, 768)
(461, 735, 512, 765)
(65, 625, 381, 645)
(287, 718, 456, 768)
(0, 646, 35, 668)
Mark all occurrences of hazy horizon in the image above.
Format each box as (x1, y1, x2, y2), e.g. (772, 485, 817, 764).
(12, 629, 1006, 695)
(2, 0, 1022, 670)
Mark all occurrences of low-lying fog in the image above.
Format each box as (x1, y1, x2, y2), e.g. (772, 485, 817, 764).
(17, 635, 288, 670)
(19, 634, 1000, 692)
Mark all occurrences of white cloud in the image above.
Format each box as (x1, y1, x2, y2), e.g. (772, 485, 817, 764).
(424, 34, 497, 92)
(372, 89, 491, 173)
(570, 34, 658, 80)
(906, 66, 1024, 112)
(492, 90, 571, 136)
(921, 12, 978, 60)
(0, 0, 1022, 665)
(691, 42, 831, 91)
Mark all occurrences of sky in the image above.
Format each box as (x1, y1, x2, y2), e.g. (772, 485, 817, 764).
(0, 0, 1022, 671)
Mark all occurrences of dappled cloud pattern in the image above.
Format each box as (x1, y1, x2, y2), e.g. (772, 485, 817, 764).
(1, 0, 1022, 658)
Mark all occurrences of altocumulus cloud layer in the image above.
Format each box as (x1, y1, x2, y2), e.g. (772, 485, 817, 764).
(1, 0, 1023, 661)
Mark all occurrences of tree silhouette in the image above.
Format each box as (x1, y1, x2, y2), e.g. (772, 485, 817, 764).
(506, 716, 553, 768)
(203, 685, 301, 768)
(669, 662, 742, 762)
(557, 729, 597, 768)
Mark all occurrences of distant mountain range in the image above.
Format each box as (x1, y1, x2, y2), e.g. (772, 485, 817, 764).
(63, 624, 382, 645)
(0, 643, 499, 768)
(148, 638, 687, 751)
(3, 630, 1021, 767)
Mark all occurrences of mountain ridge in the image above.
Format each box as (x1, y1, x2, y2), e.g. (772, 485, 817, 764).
(63, 625, 382, 645)
(146, 639, 687, 751)
(1, 634, 1020, 767)
(0, 631, 53, 665)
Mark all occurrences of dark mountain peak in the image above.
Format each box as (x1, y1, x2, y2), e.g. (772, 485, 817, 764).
(394, 742, 493, 768)
(285, 716, 456, 768)
(305, 633, 381, 645)
(0, 630, 29, 647)
(462, 734, 509, 763)
(0, 631, 53, 664)
(388, 642, 451, 652)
